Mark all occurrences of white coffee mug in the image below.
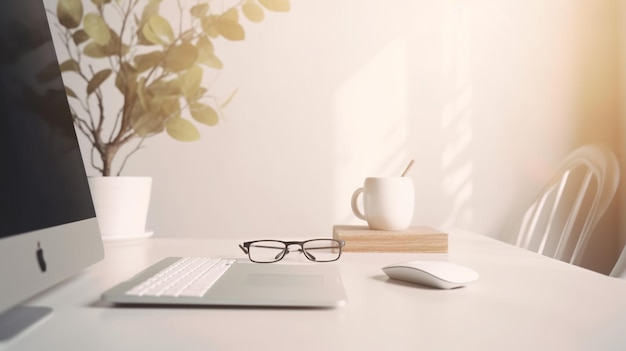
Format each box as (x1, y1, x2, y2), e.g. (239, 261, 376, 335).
(351, 177, 415, 230)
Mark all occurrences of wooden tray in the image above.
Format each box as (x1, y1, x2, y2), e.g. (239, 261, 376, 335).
(333, 225, 448, 253)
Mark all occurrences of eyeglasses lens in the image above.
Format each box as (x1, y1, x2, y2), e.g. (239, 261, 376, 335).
(248, 241, 286, 262)
(302, 240, 342, 262)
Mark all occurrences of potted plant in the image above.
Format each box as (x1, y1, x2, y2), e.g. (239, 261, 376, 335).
(44, 0, 290, 238)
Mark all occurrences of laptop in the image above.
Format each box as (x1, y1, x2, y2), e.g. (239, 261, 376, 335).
(101, 257, 347, 308)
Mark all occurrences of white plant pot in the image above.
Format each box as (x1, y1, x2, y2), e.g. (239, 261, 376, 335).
(88, 176, 152, 240)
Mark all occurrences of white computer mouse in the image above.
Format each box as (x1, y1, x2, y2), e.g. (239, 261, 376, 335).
(382, 260, 479, 289)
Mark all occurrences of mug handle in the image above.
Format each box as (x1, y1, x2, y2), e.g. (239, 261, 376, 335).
(351, 187, 366, 220)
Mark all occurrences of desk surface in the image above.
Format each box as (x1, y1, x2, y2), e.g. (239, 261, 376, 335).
(4, 230, 626, 351)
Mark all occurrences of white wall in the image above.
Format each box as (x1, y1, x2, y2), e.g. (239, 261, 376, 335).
(45, 0, 623, 273)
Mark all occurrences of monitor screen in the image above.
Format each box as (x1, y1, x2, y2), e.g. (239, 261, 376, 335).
(0, 0, 103, 323)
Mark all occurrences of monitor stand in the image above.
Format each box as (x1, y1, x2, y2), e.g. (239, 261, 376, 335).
(0, 306, 52, 341)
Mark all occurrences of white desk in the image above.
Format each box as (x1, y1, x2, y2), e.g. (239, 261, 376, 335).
(4, 230, 626, 350)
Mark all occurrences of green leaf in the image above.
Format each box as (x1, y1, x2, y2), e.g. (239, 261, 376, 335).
(196, 87, 208, 98)
(222, 8, 239, 22)
(135, 27, 155, 46)
(83, 42, 108, 58)
(179, 65, 203, 99)
(132, 110, 165, 137)
(105, 30, 129, 56)
(83, 13, 111, 45)
(204, 54, 223, 69)
(259, 0, 290, 12)
(163, 43, 198, 72)
(91, 0, 112, 6)
(190, 102, 219, 126)
(72, 30, 90, 45)
(86, 69, 112, 95)
(135, 1, 160, 46)
(196, 36, 223, 69)
(115, 62, 137, 95)
(57, 0, 83, 29)
(216, 19, 245, 41)
(190, 3, 209, 18)
(145, 80, 181, 101)
(82, 31, 127, 58)
(59, 59, 80, 73)
(166, 117, 201, 141)
(196, 36, 214, 54)
(142, 15, 175, 46)
(134, 51, 164, 72)
(136, 77, 148, 110)
(243, 1, 265, 23)
(159, 96, 181, 117)
(180, 29, 195, 43)
(65, 86, 78, 99)
(201, 16, 220, 38)
(140, 0, 161, 25)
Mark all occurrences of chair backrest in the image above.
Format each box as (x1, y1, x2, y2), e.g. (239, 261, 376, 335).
(610, 246, 626, 278)
(515, 144, 620, 266)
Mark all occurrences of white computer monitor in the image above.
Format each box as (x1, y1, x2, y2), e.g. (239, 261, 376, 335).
(0, 0, 104, 337)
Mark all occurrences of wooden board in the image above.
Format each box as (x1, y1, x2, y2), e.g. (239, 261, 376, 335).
(333, 225, 448, 253)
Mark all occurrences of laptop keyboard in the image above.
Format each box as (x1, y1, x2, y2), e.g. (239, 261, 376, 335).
(125, 257, 236, 298)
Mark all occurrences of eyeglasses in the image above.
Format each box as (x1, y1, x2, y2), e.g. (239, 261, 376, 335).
(239, 239, 345, 263)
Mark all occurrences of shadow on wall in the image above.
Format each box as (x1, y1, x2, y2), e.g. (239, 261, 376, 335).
(332, 1, 476, 231)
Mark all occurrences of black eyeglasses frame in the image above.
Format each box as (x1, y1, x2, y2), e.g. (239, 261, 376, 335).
(238, 239, 345, 263)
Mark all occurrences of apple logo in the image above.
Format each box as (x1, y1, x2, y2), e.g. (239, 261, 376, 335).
(36, 241, 47, 272)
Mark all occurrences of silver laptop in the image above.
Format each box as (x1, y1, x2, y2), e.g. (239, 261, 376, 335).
(101, 257, 347, 308)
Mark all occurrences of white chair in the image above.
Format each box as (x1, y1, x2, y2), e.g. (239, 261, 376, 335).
(515, 144, 620, 266)
(610, 246, 626, 278)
